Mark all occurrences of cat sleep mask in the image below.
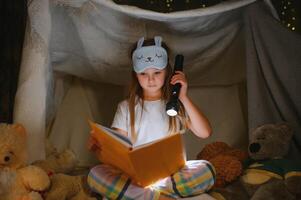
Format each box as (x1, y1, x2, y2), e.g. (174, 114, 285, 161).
(132, 36, 168, 73)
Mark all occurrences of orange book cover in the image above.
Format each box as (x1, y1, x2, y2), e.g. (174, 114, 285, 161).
(89, 121, 186, 187)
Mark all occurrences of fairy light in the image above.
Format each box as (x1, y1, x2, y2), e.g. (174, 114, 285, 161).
(271, 0, 300, 33)
(112, 0, 300, 32)
(112, 0, 230, 12)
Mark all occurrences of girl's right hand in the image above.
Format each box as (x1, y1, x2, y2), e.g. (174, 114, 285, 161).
(87, 132, 101, 154)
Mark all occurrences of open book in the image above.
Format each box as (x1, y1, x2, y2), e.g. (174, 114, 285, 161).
(89, 121, 186, 187)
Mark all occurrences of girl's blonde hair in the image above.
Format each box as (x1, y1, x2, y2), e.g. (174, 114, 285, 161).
(128, 38, 188, 142)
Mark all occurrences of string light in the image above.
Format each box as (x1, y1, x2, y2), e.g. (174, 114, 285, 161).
(113, 0, 229, 12)
(112, 0, 300, 33)
(272, 0, 300, 33)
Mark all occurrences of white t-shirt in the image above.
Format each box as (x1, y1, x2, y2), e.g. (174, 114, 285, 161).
(111, 99, 180, 147)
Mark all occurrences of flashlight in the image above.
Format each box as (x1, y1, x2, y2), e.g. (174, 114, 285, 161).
(166, 54, 184, 116)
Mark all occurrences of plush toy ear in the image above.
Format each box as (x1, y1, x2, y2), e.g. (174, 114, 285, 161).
(136, 37, 144, 49)
(12, 123, 26, 137)
(154, 36, 162, 47)
(277, 122, 293, 140)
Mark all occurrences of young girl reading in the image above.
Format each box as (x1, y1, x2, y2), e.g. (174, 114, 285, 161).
(87, 36, 215, 200)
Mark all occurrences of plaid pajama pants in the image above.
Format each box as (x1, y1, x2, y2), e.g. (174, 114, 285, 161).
(87, 160, 215, 200)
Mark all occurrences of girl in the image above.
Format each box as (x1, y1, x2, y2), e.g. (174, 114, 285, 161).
(87, 36, 215, 200)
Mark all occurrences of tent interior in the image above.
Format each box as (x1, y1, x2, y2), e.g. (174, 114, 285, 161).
(11, 0, 301, 198)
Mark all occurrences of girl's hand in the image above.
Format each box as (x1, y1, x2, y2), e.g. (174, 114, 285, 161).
(170, 71, 188, 101)
(87, 132, 101, 154)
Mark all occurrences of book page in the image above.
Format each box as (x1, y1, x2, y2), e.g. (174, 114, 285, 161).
(96, 124, 132, 148)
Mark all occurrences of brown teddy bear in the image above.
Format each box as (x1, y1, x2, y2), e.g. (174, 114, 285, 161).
(241, 123, 301, 200)
(208, 123, 301, 200)
(0, 123, 50, 200)
(197, 141, 248, 188)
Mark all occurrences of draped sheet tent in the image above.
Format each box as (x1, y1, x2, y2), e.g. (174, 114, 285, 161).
(14, 0, 301, 165)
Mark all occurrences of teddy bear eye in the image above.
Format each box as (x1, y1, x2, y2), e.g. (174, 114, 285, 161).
(136, 55, 143, 60)
(155, 54, 162, 58)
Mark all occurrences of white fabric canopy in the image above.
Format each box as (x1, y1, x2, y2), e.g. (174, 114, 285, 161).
(49, 0, 254, 86)
(15, 0, 259, 164)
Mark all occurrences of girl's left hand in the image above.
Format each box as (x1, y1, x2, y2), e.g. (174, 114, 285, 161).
(170, 71, 188, 101)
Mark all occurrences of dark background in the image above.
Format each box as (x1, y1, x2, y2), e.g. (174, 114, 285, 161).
(0, 0, 299, 123)
(0, 0, 27, 123)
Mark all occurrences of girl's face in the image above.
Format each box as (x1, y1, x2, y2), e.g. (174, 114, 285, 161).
(136, 67, 166, 95)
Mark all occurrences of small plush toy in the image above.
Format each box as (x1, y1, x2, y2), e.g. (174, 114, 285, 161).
(33, 148, 78, 175)
(0, 123, 50, 200)
(45, 173, 97, 200)
(197, 141, 248, 188)
(32, 140, 96, 200)
(211, 123, 301, 200)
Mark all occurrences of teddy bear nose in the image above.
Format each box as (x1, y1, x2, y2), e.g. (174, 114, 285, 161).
(4, 155, 10, 162)
(249, 143, 261, 153)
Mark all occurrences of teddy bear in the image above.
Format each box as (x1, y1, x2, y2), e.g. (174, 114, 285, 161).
(0, 123, 50, 200)
(32, 145, 78, 175)
(31, 139, 96, 200)
(197, 141, 248, 188)
(211, 123, 301, 200)
(45, 173, 97, 200)
(240, 122, 301, 200)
